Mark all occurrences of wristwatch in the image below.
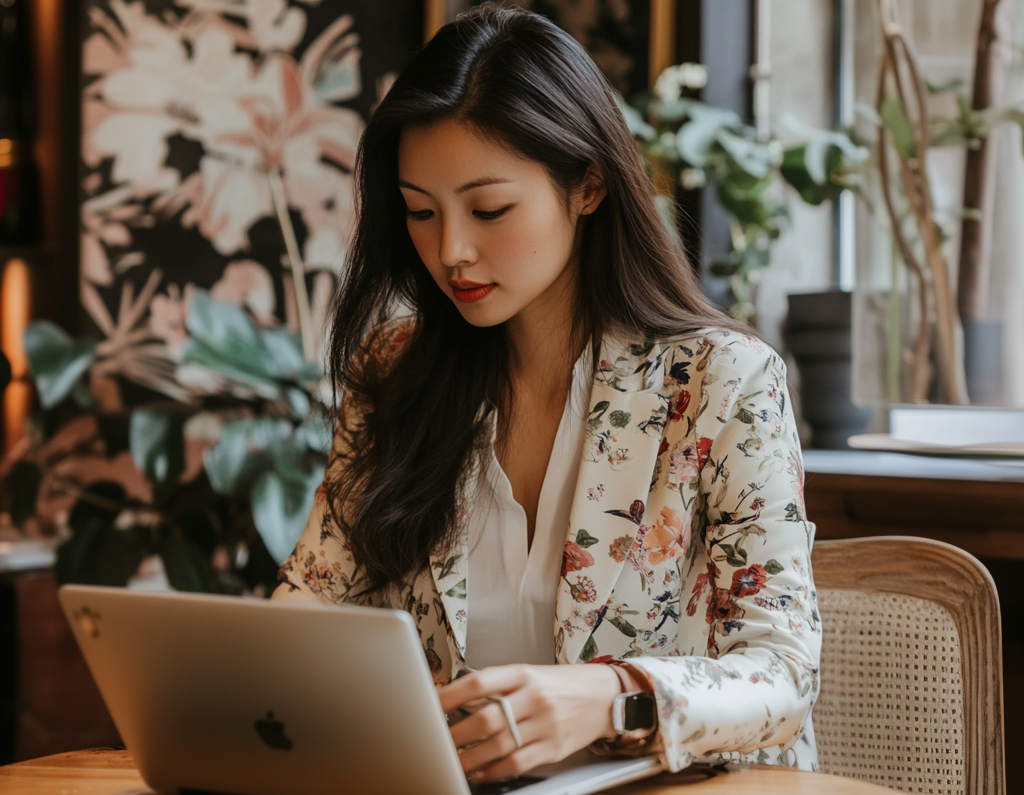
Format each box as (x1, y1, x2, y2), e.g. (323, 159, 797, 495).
(611, 690, 657, 739)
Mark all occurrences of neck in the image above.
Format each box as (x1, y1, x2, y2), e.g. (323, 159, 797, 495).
(505, 266, 583, 402)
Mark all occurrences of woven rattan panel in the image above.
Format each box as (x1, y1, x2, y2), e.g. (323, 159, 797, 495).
(815, 590, 965, 794)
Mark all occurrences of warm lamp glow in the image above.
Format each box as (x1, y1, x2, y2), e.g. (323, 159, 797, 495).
(1, 257, 31, 452)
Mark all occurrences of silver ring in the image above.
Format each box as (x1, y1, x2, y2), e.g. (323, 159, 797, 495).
(491, 695, 523, 749)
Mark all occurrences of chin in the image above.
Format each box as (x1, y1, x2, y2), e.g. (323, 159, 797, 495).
(452, 299, 519, 329)
(456, 307, 509, 328)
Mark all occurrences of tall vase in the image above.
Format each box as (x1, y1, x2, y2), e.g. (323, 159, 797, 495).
(785, 290, 871, 449)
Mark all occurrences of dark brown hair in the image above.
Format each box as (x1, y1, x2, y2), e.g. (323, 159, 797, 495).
(326, 6, 736, 593)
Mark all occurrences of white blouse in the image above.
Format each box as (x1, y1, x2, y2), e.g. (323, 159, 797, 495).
(464, 352, 594, 669)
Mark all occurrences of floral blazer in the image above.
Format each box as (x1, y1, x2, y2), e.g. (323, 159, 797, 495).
(278, 325, 821, 773)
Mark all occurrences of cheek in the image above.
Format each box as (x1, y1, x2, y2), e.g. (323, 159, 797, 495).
(494, 207, 575, 280)
(407, 222, 444, 280)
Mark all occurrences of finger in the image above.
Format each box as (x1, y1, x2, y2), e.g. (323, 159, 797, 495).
(449, 702, 509, 752)
(438, 665, 529, 713)
(458, 716, 540, 774)
(472, 739, 555, 785)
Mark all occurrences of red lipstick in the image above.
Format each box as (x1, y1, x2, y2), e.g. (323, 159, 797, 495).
(448, 280, 496, 303)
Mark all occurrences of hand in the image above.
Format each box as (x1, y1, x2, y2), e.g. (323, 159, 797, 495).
(437, 663, 621, 784)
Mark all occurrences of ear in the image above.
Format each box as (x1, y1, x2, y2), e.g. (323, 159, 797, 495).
(578, 165, 607, 215)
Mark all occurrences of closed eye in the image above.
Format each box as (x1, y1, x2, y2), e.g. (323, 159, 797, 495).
(474, 207, 511, 220)
(406, 209, 434, 221)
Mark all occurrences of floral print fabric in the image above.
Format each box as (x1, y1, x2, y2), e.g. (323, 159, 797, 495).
(278, 325, 821, 773)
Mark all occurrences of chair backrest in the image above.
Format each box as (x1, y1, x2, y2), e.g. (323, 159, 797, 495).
(811, 536, 1004, 795)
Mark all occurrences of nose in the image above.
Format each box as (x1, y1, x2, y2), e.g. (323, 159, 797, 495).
(437, 216, 476, 269)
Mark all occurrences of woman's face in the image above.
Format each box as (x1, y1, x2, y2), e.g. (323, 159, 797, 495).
(398, 119, 604, 329)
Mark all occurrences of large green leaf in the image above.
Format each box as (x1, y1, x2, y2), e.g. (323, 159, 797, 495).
(781, 144, 847, 206)
(182, 291, 321, 394)
(158, 531, 217, 593)
(204, 416, 294, 497)
(676, 105, 741, 167)
(251, 444, 326, 564)
(614, 92, 656, 141)
(0, 349, 10, 395)
(716, 131, 774, 179)
(130, 409, 187, 501)
(802, 130, 866, 185)
(259, 326, 322, 382)
(55, 483, 149, 587)
(23, 321, 97, 409)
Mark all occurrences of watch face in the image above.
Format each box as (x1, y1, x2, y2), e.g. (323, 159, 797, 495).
(623, 692, 657, 732)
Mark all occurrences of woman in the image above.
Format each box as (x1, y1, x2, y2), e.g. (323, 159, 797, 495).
(273, 5, 820, 784)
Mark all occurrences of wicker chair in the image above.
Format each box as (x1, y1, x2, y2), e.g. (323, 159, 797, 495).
(811, 536, 1005, 795)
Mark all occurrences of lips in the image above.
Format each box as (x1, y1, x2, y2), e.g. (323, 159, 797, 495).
(448, 281, 496, 303)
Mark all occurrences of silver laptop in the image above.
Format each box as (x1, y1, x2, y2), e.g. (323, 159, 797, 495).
(58, 585, 662, 795)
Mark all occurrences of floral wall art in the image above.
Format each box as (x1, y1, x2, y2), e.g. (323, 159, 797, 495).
(0, 1, 424, 593)
(80, 0, 423, 405)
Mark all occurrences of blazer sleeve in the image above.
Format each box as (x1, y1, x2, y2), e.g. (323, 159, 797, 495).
(274, 323, 411, 607)
(625, 335, 821, 771)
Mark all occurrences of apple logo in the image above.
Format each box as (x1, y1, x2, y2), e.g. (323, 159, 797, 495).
(254, 711, 293, 751)
(74, 607, 101, 638)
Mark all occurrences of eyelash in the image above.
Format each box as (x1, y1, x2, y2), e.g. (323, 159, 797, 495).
(405, 207, 510, 221)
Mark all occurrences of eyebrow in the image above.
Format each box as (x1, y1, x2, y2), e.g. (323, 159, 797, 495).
(398, 176, 513, 196)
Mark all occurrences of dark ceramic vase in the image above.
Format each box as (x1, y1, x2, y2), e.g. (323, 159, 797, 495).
(785, 290, 871, 449)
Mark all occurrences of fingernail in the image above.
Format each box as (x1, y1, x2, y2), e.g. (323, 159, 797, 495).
(466, 771, 483, 784)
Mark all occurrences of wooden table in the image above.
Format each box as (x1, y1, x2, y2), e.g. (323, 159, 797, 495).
(0, 748, 896, 794)
(804, 449, 1024, 560)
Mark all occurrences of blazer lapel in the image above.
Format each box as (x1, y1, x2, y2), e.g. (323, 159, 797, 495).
(555, 336, 670, 664)
(429, 492, 472, 661)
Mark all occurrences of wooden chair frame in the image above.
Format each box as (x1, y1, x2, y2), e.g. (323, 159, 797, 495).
(812, 536, 1005, 795)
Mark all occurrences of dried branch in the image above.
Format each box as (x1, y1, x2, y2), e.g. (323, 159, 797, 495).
(958, 0, 1013, 322)
(875, 50, 932, 402)
(875, 0, 969, 404)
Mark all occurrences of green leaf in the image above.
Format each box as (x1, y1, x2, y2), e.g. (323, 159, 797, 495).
(708, 257, 740, 278)
(781, 145, 843, 206)
(575, 529, 599, 549)
(614, 92, 656, 141)
(924, 76, 964, 95)
(716, 130, 774, 178)
(23, 321, 97, 409)
(259, 326, 322, 382)
(607, 615, 639, 638)
(55, 483, 149, 587)
(130, 409, 187, 500)
(735, 408, 755, 425)
(589, 401, 610, 419)
(313, 60, 361, 103)
(718, 542, 748, 567)
(250, 449, 326, 564)
(785, 502, 803, 521)
(438, 554, 461, 580)
(804, 131, 866, 184)
(580, 635, 599, 663)
(445, 578, 467, 599)
(880, 98, 917, 160)
(158, 532, 216, 593)
(0, 349, 10, 394)
(765, 559, 784, 575)
(182, 291, 321, 397)
(204, 417, 294, 497)
(608, 410, 632, 429)
(7, 461, 41, 527)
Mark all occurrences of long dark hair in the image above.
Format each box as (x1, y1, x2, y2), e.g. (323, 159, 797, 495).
(326, 6, 736, 594)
